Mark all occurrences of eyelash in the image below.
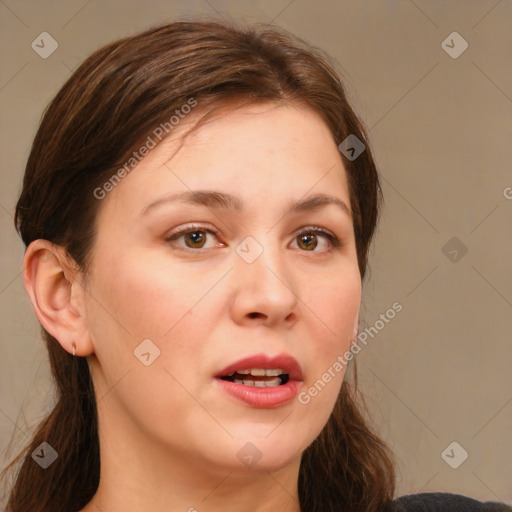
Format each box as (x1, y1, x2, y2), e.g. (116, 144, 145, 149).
(165, 223, 341, 252)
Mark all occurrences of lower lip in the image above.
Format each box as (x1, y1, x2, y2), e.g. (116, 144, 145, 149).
(216, 379, 302, 408)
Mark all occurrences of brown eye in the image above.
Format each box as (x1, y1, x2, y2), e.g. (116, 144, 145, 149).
(292, 227, 340, 252)
(166, 225, 225, 251)
(184, 230, 207, 248)
(297, 233, 318, 251)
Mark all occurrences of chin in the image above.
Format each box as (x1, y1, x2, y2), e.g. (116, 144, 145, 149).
(228, 434, 306, 474)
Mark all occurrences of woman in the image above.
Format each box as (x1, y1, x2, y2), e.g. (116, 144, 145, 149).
(2, 20, 510, 512)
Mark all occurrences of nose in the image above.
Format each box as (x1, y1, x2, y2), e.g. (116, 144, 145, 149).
(229, 242, 299, 328)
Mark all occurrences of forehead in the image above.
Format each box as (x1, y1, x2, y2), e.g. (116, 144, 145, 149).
(97, 102, 350, 220)
(180, 101, 336, 159)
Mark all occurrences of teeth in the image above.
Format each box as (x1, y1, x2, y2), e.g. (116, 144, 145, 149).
(233, 368, 285, 377)
(263, 368, 284, 377)
(223, 368, 288, 386)
(233, 377, 282, 387)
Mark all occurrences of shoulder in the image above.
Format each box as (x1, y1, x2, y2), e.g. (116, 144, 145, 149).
(392, 492, 512, 512)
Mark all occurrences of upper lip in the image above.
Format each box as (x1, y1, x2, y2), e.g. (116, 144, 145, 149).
(216, 353, 303, 381)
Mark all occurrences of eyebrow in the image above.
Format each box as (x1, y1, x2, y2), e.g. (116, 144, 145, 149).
(140, 190, 351, 218)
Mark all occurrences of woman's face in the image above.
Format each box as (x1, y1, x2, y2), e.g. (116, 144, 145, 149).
(83, 102, 361, 474)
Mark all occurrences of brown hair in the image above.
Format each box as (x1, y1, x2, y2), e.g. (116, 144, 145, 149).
(3, 19, 395, 512)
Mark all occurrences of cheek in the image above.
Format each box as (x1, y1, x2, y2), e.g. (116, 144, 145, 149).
(90, 256, 182, 333)
(303, 269, 361, 343)
(85, 254, 228, 435)
(85, 250, 230, 368)
(297, 267, 360, 405)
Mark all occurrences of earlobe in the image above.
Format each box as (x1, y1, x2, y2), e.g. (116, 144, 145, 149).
(22, 239, 94, 357)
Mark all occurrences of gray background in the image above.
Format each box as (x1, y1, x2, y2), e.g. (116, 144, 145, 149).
(1, 0, 511, 506)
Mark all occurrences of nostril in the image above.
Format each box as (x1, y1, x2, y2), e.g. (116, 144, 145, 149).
(248, 312, 265, 319)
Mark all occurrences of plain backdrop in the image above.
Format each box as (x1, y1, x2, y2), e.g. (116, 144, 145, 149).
(1, 0, 511, 506)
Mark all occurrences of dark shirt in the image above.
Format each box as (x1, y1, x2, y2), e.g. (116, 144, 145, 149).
(394, 492, 512, 511)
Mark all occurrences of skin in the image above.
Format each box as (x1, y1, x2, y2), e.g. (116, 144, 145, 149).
(24, 102, 361, 512)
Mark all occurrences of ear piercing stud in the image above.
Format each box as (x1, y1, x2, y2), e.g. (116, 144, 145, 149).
(72, 341, 77, 357)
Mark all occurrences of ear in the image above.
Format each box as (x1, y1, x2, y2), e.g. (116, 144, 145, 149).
(22, 239, 94, 357)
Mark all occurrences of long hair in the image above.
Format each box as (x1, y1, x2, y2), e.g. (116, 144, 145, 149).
(3, 20, 394, 511)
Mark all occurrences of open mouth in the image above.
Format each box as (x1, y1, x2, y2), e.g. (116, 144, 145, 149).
(215, 354, 302, 408)
(220, 368, 290, 387)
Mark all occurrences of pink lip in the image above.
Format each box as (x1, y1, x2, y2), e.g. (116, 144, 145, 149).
(215, 353, 303, 409)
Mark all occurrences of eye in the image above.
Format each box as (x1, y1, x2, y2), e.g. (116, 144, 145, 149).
(166, 224, 340, 252)
(165, 224, 225, 250)
(292, 227, 340, 252)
